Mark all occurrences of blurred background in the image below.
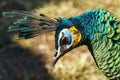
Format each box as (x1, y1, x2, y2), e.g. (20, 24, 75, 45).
(0, 0, 120, 80)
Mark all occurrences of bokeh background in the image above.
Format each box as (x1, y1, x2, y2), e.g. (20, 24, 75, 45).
(0, 0, 120, 80)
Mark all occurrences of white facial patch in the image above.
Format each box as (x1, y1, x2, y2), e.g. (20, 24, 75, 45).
(57, 29, 74, 51)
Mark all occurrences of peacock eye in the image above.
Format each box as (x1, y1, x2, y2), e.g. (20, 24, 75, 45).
(60, 37, 70, 46)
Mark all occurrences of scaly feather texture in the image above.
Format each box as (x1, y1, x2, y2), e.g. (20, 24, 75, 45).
(3, 11, 59, 39)
(70, 9, 120, 80)
(3, 9, 120, 80)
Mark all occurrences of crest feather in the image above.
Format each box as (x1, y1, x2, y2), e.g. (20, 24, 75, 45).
(3, 11, 59, 39)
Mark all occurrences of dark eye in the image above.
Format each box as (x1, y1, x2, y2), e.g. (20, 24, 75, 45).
(60, 37, 70, 45)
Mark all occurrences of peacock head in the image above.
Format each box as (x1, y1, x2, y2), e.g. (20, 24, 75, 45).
(52, 18, 82, 66)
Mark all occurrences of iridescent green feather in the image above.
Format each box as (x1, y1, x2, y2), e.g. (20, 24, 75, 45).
(88, 10, 120, 80)
(69, 9, 120, 80)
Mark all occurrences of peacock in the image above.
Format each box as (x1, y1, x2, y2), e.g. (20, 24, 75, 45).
(3, 9, 120, 80)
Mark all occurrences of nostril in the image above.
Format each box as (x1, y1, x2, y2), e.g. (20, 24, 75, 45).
(54, 51, 58, 57)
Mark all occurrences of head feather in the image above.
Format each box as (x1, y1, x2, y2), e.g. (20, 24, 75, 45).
(3, 11, 60, 39)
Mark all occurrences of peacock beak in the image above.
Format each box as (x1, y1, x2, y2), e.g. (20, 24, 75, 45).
(52, 46, 67, 67)
(52, 51, 62, 67)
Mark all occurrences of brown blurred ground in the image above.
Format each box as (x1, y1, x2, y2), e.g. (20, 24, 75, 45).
(0, 0, 55, 80)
